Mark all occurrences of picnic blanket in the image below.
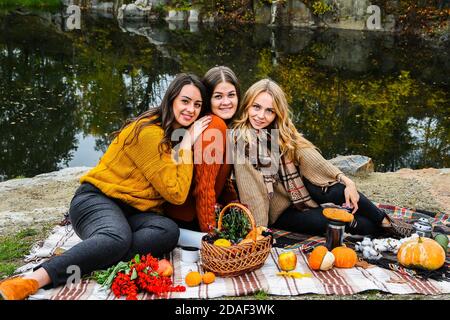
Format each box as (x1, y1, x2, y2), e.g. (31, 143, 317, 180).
(16, 204, 450, 299)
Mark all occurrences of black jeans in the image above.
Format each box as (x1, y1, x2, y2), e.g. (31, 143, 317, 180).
(39, 183, 180, 288)
(271, 179, 386, 236)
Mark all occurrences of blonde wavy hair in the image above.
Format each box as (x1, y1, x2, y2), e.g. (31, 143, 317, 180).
(232, 78, 314, 161)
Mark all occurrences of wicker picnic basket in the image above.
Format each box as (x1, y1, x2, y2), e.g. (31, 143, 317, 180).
(200, 202, 273, 277)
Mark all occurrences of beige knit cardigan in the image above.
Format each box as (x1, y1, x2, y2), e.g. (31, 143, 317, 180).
(234, 147, 343, 227)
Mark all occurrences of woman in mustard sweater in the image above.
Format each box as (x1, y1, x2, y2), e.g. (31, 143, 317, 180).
(0, 73, 212, 300)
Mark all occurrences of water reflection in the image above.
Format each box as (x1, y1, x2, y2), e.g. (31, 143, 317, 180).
(0, 10, 449, 180)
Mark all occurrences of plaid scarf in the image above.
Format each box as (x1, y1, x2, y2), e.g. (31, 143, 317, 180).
(279, 156, 319, 210)
(246, 129, 319, 211)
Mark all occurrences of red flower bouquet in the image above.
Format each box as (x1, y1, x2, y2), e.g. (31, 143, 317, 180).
(94, 254, 185, 300)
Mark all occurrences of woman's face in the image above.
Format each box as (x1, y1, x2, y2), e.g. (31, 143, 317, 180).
(172, 84, 203, 128)
(248, 92, 276, 130)
(210, 81, 238, 120)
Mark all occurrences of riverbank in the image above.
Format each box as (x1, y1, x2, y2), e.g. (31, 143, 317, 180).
(1, 166, 449, 298)
(1, 166, 449, 237)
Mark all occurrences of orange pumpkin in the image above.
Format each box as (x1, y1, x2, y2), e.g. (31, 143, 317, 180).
(397, 237, 445, 271)
(308, 246, 335, 271)
(331, 246, 357, 268)
(322, 208, 354, 223)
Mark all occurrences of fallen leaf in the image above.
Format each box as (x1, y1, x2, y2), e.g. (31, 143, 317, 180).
(355, 260, 375, 269)
(276, 271, 312, 279)
(386, 277, 407, 284)
(53, 247, 66, 256)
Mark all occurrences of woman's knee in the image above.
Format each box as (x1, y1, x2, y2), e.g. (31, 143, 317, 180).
(155, 216, 180, 250)
(98, 226, 133, 256)
(131, 216, 180, 257)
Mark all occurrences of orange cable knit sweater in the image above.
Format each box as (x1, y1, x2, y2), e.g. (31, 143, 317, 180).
(165, 115, 237, 232)
(80, 119, 193, 213)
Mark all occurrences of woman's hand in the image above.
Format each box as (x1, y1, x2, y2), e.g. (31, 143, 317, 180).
(179, 115, 212, 150)
(340, 175, 360, 214)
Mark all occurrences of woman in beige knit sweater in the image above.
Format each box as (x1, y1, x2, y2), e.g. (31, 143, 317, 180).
(231, 79, 410, 237)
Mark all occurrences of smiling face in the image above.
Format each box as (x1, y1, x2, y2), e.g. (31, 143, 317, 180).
(210, 81, 238, 120)
(248, 91, 276, 130)
(172, 84, 203, 128)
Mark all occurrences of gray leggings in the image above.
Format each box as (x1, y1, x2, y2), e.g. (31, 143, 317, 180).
(39, 183, 180, 288)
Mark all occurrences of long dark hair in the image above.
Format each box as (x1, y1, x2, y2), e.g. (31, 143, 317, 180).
(201, 66, 240, 118)
(114, 73, 207, 153)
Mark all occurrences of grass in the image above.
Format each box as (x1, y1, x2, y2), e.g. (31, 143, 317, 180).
(0, 226, 53, 279)
(253, 290, 269, 300)
(0, 0, 62, 8)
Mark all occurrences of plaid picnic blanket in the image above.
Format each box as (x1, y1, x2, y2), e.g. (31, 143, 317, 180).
(270, 202, 449, 250)
(16, 204, 450, 299)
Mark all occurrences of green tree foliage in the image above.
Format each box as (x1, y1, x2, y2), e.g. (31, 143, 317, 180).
(0, 11, 448, 179)
(0, 0, 61, 8)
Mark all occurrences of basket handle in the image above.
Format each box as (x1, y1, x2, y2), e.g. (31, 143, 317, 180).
(217, 202, 257, 244)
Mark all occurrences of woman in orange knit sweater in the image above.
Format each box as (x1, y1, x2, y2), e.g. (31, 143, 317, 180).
(165, 66, 240, 233)
(0, 73, 212, 300)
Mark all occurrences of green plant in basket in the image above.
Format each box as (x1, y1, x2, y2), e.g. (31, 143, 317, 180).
(214, 205, 251, 245)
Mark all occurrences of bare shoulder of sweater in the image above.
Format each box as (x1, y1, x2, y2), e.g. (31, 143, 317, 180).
(295, 147, 343, 187)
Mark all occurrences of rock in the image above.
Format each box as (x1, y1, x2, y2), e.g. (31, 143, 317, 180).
(118, 0, 153, 20)
(91, 2, 114, 12)
(290, 1, 314, 28)
(0, 167, 91, 236)
(0, 167, 91, 193)
(188, 9, 199, 23)
(336, 0, 370, 18)
(329, 155, 374, 176)
(166, 10, 188, 22)
(327, 18, 366, 31)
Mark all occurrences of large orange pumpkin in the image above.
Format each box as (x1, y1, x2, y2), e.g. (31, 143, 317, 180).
(331, 246, 357, 268)
(397, 237, 446, 271)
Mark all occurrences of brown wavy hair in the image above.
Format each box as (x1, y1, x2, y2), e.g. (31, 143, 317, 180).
(201, 65, 240, 121)
(113, 73, 207, 153)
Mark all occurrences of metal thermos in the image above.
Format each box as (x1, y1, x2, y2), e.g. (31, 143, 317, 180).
(325, 220, 345, 250)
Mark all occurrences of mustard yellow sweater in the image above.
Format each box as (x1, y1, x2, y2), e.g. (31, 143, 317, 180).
(80, 119, 193, 213)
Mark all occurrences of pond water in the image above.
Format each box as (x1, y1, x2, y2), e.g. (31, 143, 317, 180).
(1, 10, 449, 180)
